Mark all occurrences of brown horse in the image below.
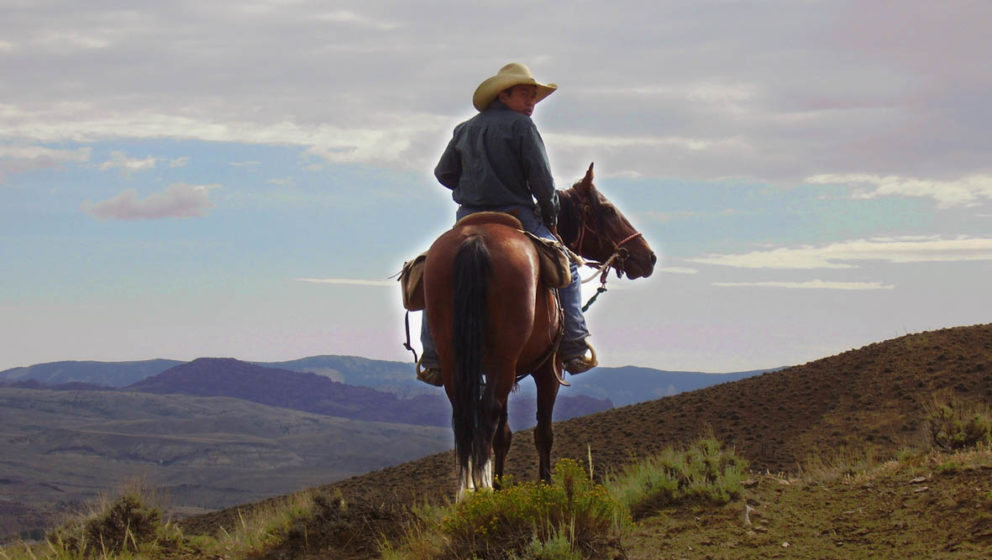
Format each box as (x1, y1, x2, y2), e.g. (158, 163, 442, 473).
(423, 163, 655, 498)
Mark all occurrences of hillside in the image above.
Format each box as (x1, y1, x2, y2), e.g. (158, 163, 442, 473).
(0, 387, 452, 540)
(0, 359, 615, 540)
(182, 323, 992, 547)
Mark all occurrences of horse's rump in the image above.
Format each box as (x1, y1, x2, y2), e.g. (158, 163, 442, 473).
(425, 218, 550, 489)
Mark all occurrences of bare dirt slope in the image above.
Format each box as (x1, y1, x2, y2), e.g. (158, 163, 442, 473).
(182, 324, 992, 551)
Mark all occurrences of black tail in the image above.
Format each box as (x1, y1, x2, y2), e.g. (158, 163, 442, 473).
(451, 235, 492, 484)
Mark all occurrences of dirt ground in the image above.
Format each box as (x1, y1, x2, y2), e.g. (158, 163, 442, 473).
(178, 324, 992, 558)
(625, 451, 992, 559)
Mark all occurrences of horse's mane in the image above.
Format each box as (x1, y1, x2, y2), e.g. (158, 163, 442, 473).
(558, 183, 604, 243)
(563, 182, 604, 214)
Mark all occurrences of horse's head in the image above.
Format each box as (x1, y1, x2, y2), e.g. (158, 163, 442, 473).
(558, 163, 656, 280)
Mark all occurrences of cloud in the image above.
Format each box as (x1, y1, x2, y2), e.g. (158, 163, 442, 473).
(295, 277, 394, 287)
(712, 280, 894, 291)
(661, 267, 699, 275)
(313, 10, 400, 30)
(1, 2, 990, 183)
(0, 144, 91, 183)
(806, 173, 992, 208)
(82, 183, 218, 220)
(690, 236, 992, 269)
(0, 107, 446, 172)
(99, 151, 157, 172)
(38, 31, 112, 51)
(548, 131, 743, 153)
(640, 208, 745, 223)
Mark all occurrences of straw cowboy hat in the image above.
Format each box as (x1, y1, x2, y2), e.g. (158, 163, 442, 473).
(472, 63, 558, 112)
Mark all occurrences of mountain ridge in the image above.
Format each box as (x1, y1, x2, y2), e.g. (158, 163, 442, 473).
(1, 355, 769, 408)
(126, 357, 454, 427)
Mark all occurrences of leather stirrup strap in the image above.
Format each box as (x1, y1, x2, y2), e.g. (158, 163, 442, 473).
(403, 311, 419, 363)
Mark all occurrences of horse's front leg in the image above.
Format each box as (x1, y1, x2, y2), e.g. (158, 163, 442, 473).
(533, 360, 561, 483)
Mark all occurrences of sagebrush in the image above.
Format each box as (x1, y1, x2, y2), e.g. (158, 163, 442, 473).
(605, 437, 749, 519)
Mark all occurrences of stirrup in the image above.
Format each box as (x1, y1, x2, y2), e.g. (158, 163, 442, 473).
(563, 343, 598, 375)
(416, 357, 443, 387)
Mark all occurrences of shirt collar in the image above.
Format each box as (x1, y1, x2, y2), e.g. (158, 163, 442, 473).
(486, 99, 511, 112)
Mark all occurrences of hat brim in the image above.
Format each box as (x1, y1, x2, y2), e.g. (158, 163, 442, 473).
(473, 76, 557, 112)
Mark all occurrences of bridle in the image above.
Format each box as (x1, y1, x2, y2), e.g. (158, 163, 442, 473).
(566, 192, 644, 285)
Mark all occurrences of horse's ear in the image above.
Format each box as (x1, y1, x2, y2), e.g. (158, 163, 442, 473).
(576, 162, 595, 193)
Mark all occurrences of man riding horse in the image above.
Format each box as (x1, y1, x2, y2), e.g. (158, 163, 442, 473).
(418, 62, 597, 386)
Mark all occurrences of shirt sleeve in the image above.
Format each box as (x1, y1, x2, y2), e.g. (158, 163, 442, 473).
(518, 120, 557, 214)
(434, 132, 461, 190)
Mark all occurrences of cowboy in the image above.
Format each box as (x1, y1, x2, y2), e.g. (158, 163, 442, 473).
(417, 62, 597, 386)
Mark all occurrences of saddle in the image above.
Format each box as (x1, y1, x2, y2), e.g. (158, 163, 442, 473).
(398, 212, 572, 312)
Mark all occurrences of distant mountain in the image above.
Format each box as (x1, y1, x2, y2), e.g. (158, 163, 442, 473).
(0, 359, 182, 388)
(128, 358, 453, 427)
(559, 366, 770, 407)
(259, 355, 431, 397)
(263, 356, 769, 406)
(0, 379, 113, 392)
(127, 358, 613, 430)
(3, 355, 769, 409)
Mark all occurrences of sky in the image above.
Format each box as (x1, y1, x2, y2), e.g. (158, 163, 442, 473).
(2, 0, 991, 374)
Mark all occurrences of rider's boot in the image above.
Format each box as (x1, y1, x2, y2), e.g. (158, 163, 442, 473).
(560, 337, 598, 375)
(416, 355, 443, 386)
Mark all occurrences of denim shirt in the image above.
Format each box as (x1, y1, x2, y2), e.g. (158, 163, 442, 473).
(434, 100, 559, 225)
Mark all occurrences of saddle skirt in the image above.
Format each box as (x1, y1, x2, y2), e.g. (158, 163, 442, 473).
(398, 212, 572, 312)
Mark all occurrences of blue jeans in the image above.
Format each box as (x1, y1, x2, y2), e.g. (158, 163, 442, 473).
(420, 204, 589, 366)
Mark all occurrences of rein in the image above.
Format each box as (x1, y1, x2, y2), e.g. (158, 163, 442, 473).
(562, 189, 644, 310)
(578, 231, 642, 312)
(568, 188, 642, 312)
(582, 231, 643, 284)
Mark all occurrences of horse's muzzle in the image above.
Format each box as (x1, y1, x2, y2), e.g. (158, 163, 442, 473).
(624, 250, 656, 279)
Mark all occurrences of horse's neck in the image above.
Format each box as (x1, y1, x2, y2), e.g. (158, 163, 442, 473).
(556, 190, 581, 251)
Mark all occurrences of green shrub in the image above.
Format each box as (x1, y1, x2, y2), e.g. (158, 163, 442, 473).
(605, 438, 749, 519)
(436, 459, 629, 559)
(513, 530, 584, 560)
(925, 394, 992, 450)
(47, 492, 162, 555)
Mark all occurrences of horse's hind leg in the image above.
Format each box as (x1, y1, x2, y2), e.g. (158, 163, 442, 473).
(492, 404, 511, 489)
(533, 360, 561, 483)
